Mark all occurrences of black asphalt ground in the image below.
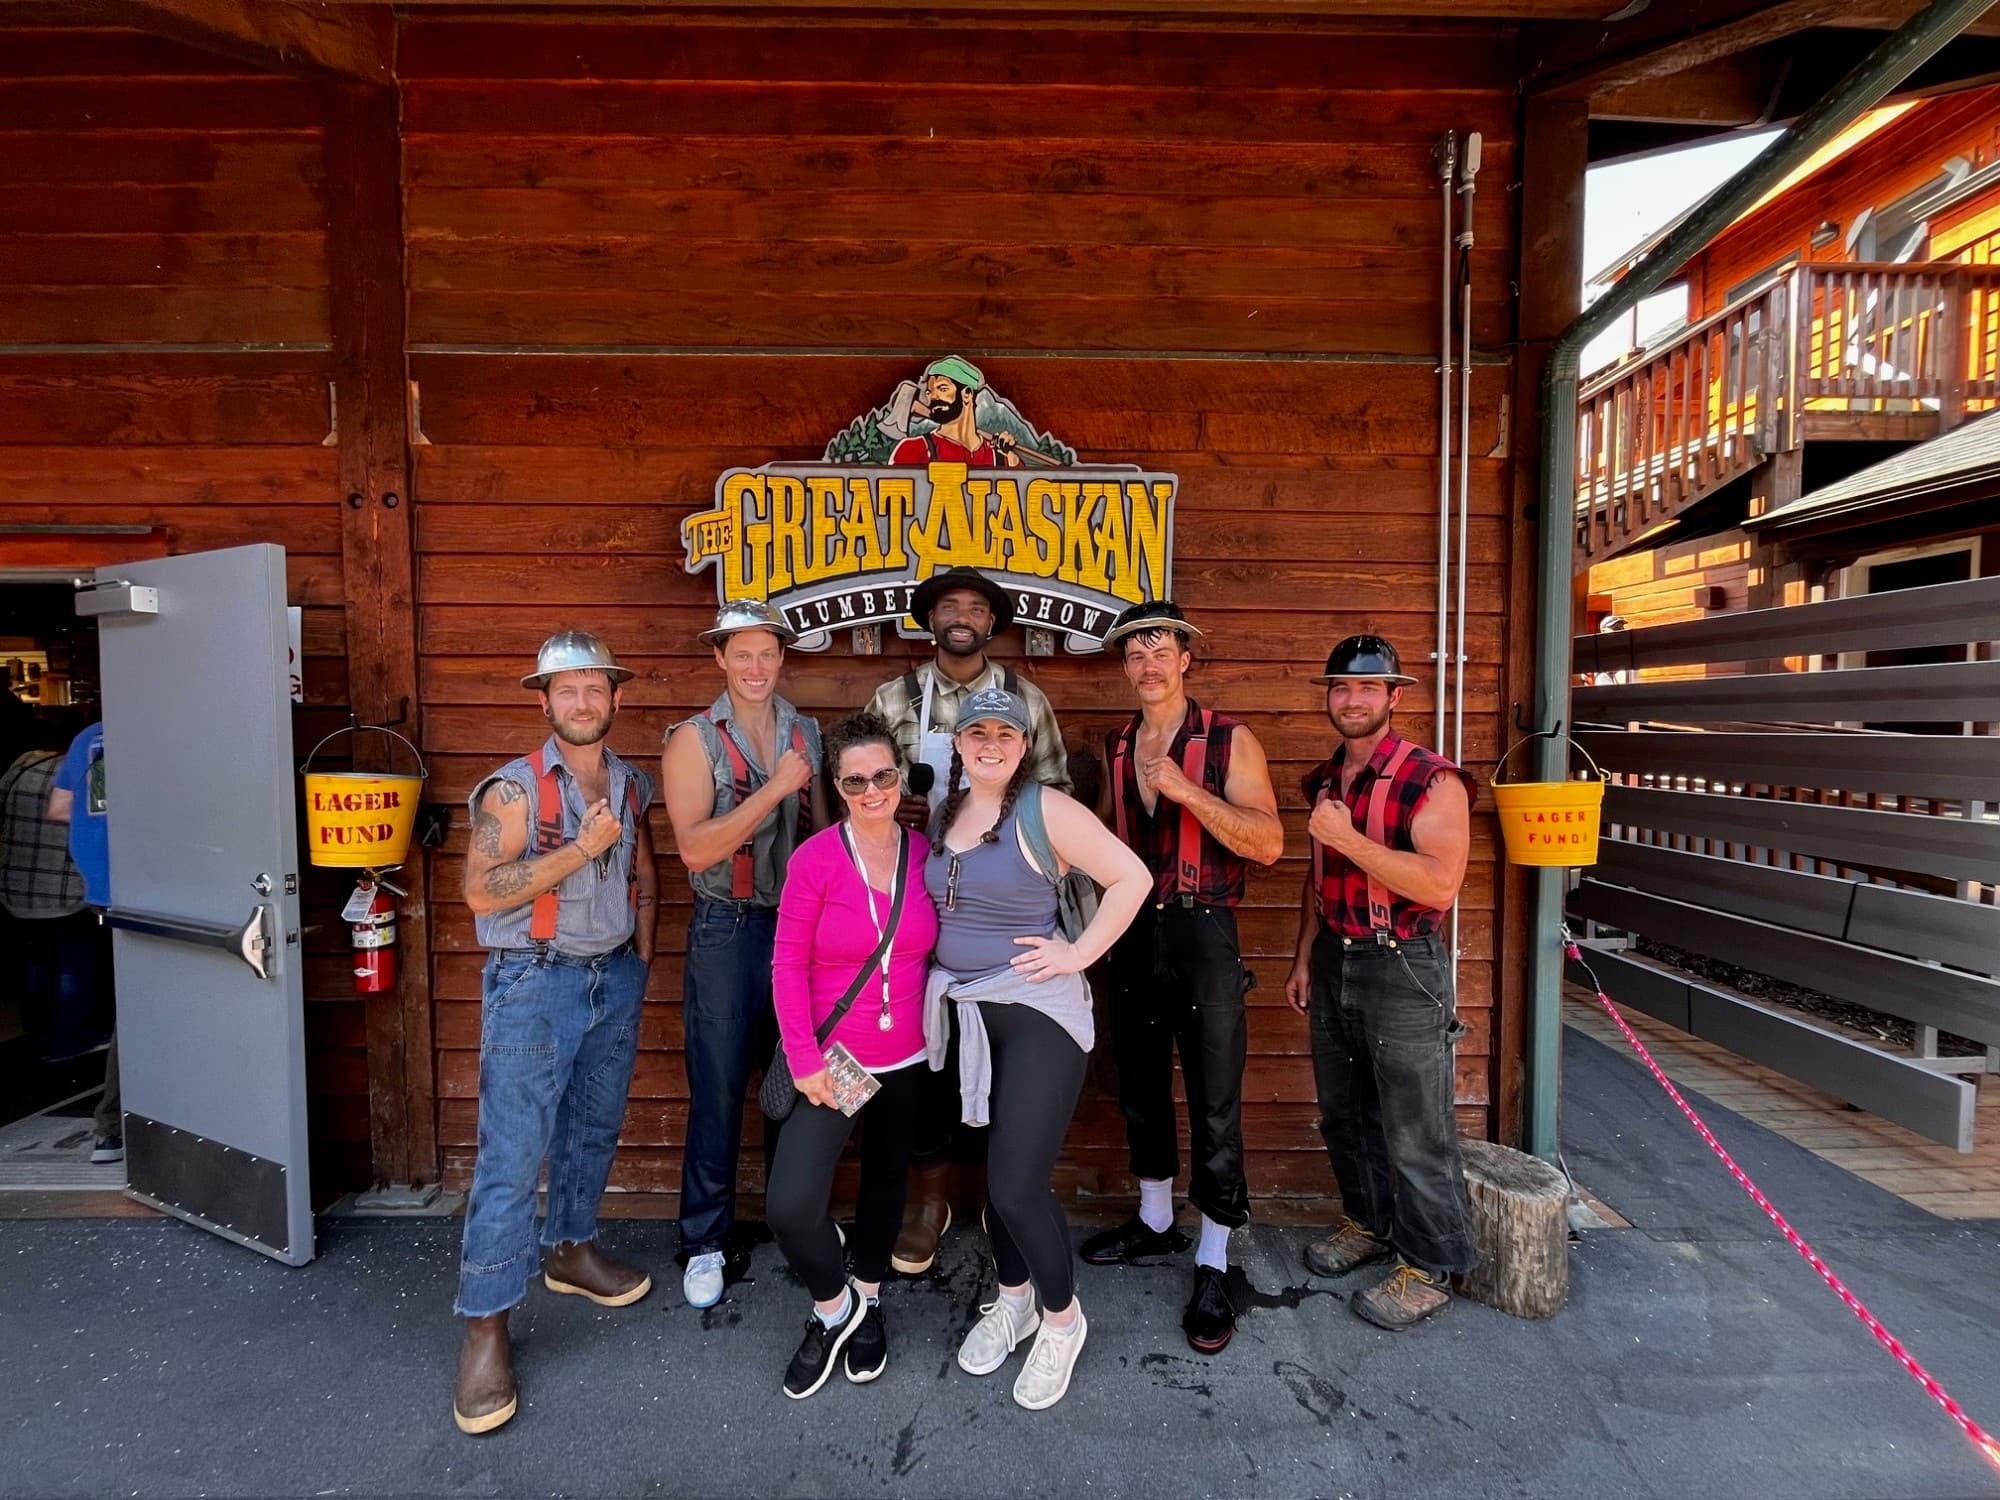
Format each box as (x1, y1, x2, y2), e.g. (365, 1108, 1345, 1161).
(5, 1030, 1999, 1499)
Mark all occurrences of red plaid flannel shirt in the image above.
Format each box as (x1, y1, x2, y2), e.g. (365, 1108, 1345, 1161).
(1302, 730, 1474, 939)
(1105, 700, 1247, 907)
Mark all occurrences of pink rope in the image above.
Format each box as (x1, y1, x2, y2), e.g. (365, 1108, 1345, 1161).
(1563, 935, 2000, 1474)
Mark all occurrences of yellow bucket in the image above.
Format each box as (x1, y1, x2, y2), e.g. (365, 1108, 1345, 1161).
(1489, 734, 1606, 868)
(301, 726, 427, 868)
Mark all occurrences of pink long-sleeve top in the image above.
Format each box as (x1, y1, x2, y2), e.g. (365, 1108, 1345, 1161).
(773, 824, 938, 1078)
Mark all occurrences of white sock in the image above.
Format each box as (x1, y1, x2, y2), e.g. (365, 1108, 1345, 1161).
(998, 1286, 1034, 1321)
(1138, 1178, 1175, 1234)
(815, 1288, 853, 1328)
(1196, 1215, 1231, 1272)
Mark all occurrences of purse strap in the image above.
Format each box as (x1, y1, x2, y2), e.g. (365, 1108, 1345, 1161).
(813, 830, 911, 1047)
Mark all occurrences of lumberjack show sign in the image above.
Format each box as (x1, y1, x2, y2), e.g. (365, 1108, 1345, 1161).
(680, 356, 1179, 652)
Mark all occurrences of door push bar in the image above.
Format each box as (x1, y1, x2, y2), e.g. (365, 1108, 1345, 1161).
(104, 905, 275, 981)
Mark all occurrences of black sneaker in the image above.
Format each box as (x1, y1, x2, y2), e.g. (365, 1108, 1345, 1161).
(783, 1288, 865, 1400)
(90, 1135, 124, 1165)
(1080, 1215, 1191, 1266)
(844, 1301, 887, 1384)
(1182, 1265, 1235, 1354)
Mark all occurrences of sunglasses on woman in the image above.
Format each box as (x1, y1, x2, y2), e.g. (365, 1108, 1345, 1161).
(836, 767, 903, 796)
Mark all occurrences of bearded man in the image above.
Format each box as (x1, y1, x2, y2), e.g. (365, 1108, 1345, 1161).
(451, 631, 659, 1435)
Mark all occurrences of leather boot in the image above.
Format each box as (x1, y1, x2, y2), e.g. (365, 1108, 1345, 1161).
(891, 1160, 953, 1274)
(453, 1312, 517, 1435)
(543, 1239, 652, 1307)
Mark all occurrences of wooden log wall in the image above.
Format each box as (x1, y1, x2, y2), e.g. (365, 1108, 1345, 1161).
(4, 12, 1544, 1204)
(400, 15, 1526, 1203)
(0, 28, 373, 1187)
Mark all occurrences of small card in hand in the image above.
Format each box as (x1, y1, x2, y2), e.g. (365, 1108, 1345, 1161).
(821, 1042, 882, 1117)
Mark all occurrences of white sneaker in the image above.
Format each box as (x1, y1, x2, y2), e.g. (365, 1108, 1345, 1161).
(956, 1293, 1040, 1376)
(683, 1251, 725, 1309)
(1012, 1304, 1087, 1411)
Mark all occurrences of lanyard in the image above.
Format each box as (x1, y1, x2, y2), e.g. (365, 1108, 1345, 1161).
(841, 823, 902, 1031)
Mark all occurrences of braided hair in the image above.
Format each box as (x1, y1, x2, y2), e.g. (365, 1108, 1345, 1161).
(930, 746, 1032, 857)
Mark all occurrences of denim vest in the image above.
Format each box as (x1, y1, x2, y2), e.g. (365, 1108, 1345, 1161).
(680, 693, 821, 908)
(471, 738, 654, 955)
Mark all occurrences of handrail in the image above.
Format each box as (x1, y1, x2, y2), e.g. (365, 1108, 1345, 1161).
(1573, 257, 2000, 566)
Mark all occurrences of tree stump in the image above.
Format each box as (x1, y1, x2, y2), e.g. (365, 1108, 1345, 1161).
(1456, 1138, 1570, 1319)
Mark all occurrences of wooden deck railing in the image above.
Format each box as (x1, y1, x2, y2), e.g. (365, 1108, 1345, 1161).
(1575, 261, 2000, 568)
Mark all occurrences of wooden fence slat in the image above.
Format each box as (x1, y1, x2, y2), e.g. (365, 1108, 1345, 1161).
(1602, 783, 2000, 885)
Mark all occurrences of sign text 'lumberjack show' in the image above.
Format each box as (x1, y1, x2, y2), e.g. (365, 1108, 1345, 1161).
(680, 358, 1178, 651)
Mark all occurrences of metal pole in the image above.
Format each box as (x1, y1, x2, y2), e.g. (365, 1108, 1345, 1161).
(1433, 133, 1458, 755)
(1451, 133, 1481, 977)
(1522, 0, 1995, 1161)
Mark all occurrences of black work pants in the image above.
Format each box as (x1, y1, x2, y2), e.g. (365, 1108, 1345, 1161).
(1105, 901, 1251, 1228)
(766, 1063, 922, 1301)
(980, 1001, 1088, 1314)
(1307, 929, 1477, 1278)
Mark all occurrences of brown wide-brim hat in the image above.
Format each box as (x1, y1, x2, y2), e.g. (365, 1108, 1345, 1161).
(909, 568, 1015, 633)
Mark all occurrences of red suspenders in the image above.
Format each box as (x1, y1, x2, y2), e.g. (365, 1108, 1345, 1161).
(707, 713, 811, 901)
(1110, 705, 1213, 903)
(1311, 738, 1418, 940)
(527, 747, 642, 946)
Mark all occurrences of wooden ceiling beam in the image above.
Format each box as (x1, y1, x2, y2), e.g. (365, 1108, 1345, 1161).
(1526, 0, 1926, 98)
(48, 0, 395, 82)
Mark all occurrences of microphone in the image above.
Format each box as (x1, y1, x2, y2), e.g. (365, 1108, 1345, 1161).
(907, 763, 936, 797)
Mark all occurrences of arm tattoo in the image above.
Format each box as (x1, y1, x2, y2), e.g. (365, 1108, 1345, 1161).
(472, 809, 505, 858)
(494, 780, 526, 805)
(483, 861, 537, 900)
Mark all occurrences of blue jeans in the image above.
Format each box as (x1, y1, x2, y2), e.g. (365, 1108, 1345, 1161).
(456, 943, 647, 1318)
(679, 899, 779, 1259)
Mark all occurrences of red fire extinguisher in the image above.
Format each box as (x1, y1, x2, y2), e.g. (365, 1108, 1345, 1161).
(346, 870, 406, 994)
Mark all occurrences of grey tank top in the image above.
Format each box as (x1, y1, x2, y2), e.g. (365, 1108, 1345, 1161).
(926, 804, 1059, 981)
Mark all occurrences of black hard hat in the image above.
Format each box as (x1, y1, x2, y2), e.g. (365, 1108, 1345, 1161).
(909, 567, 1015, 632)
(1099, 598, 1203, 651)
(1312, 634, 1418, 686)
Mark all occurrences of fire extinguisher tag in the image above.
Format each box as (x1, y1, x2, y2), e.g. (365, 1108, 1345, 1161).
(352, 920, 396, 950)
(342, 886, 380, 923)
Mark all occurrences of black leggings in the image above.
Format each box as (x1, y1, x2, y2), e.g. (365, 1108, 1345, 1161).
(766, 1063, 921, 1302)
(980, 1001, 1088, 1315)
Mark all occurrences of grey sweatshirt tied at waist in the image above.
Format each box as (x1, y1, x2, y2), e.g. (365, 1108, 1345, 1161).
(922, 964, 1094, 1128)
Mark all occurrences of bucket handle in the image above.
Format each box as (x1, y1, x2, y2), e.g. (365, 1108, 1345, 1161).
(1490, 726, 1604, 788)
(301, 723, 428, 780)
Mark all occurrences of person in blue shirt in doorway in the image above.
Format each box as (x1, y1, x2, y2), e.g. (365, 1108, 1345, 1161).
(47, 720, 119, 1165)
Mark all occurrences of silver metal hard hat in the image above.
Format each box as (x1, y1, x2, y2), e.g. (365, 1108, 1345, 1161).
(697, 599, 799, 647)
(521, 630, 634, 689)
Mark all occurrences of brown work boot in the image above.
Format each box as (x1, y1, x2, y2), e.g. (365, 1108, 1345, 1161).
(1303, 1216, 1392, 1278)
(453, 1312, 517, 1435)
(1352, 1260, 1453, 1331)
(543, 1239, 652, 1308)
(891, 1160, 953, 1274)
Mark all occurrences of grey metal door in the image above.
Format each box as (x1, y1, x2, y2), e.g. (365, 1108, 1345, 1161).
(85, 544, 313, 1265)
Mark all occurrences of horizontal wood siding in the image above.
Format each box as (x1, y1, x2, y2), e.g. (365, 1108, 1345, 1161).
(401, 16, 1521, 1203)
(0, 31, 364, 1187)
(1586, 531, 1752, 680)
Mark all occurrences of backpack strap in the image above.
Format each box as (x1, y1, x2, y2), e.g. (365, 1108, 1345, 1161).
(1014, 778, 1060, 887)
(528, 749, 565, 944)
(1001, 663, 1019, 696)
